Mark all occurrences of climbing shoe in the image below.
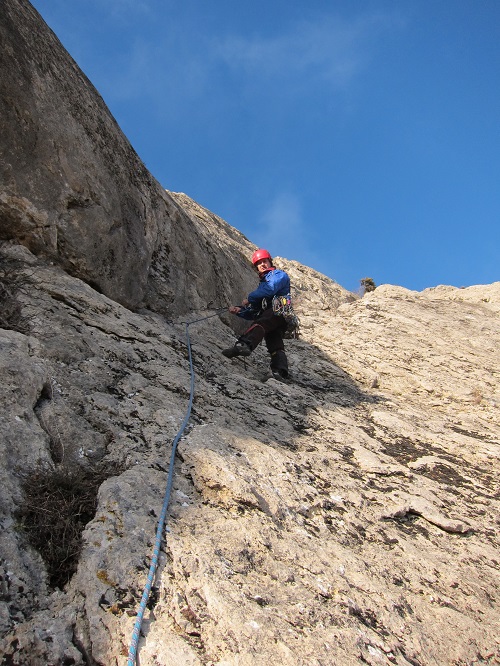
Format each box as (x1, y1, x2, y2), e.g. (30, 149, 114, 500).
(271, 368, 289, 382)
(222, 341, 252, 358)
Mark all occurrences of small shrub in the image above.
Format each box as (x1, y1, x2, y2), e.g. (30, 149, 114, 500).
(19, 462, 123, 589)
(360, 277, 376, 295)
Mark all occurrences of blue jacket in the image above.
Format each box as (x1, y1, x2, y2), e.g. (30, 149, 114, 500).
(238, 267, 290, 320)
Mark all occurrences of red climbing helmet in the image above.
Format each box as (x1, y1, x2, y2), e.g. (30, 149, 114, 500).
(251, 248, 272, 265)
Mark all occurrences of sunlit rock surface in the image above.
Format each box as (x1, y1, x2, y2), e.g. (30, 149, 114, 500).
(0, 1, 499, 664)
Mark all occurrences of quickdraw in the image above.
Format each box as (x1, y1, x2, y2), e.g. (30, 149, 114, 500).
(272, 293, 300, 339)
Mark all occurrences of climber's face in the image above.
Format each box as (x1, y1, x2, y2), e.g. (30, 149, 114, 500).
(255, 257, 272, 274)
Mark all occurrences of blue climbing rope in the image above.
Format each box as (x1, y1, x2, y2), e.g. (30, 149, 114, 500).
(127, 310, 225, 665)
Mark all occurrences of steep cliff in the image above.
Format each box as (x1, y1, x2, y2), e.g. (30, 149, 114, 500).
(0, 2, 499, 665)
(0, 0, 255, 316)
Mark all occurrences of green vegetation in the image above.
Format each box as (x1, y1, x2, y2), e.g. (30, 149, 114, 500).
(360, 277, 376, 294)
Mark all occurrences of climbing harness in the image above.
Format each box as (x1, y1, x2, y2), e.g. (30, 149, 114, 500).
(126, 308, 225, 666)
(272, 293, 300, 338)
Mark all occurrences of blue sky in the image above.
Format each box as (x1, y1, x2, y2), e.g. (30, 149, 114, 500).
(30, 0, 499, 293)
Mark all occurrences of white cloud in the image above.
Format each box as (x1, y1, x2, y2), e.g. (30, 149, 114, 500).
(214, 13, 398, 93)
(256, 192, 318, 266)
(90, 0, 152, 18)
(100, 10, 403, 109)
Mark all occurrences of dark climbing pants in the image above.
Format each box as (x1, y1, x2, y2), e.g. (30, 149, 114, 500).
(239, 308, 289, 375)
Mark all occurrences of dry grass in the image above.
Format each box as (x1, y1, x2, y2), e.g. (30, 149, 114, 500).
(19, 462, 123, 589)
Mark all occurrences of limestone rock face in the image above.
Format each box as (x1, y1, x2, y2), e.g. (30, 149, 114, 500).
(0, 238, 499, 666)
(1, 2, 499, 666)
(0, 0, 255, 316)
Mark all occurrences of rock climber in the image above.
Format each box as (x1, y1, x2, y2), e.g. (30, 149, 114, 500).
(222, 248, 291, 380)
